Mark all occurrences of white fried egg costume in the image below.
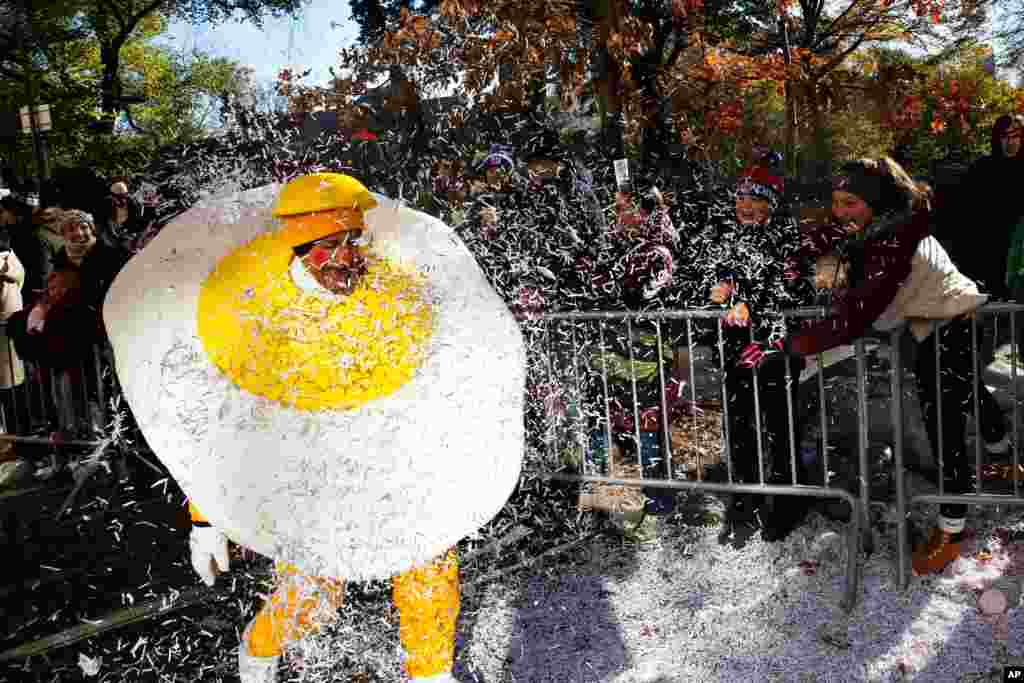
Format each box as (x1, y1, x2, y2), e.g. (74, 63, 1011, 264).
(103, 179, 525, 580)
(105, 175, 526, 681)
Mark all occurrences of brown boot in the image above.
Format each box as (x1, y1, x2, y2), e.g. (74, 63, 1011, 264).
(0, 440, 15, 465)
(912, 521, 963, 576)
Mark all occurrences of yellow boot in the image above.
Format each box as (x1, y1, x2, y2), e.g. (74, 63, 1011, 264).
(392, 550, 461, 682)
(239, 563, 345, 683)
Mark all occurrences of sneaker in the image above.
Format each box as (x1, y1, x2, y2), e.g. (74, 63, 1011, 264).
(238, 620, 280, 683)
(912, 527, 962, 576)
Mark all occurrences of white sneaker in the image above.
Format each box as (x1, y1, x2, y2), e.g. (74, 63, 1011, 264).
(238, 619, 280, 683)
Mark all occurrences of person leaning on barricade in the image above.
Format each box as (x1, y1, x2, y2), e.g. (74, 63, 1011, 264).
(751, 156, 1007, 575)
(688, 160, 816, 544)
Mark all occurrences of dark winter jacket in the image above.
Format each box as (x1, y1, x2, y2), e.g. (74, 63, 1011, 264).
(6, 295, 98, 372)
(52, 240, 130, 315)
(937, 115, 1023, 298)
(675, 193, 816, 361)
(96, 194, 146, 248)
(787, 208, 932, 356)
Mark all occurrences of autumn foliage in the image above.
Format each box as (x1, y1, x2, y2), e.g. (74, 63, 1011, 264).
(274, 0, 1021, 176)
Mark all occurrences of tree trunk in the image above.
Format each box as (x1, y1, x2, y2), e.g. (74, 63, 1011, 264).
(804, 78, 830, 178)
(98, 40, 124, 133)
(780, 18, 797, 178)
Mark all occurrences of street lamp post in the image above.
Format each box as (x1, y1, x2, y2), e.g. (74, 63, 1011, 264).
(19, 104, 52, 188)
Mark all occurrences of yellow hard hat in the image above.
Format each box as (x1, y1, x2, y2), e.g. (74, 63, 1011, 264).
(272, 173, 377, 218)
(272, 173, 378, 248)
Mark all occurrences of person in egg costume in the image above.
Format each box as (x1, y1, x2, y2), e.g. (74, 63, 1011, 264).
(104, 173, 525, 683)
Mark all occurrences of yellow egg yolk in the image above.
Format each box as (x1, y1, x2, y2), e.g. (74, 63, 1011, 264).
(196, 233, 433, 411)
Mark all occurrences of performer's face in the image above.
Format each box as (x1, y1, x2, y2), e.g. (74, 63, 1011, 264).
(299, 230, 367, 296)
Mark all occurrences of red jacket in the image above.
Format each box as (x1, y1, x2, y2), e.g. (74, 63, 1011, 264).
(787, 209, 932, 356)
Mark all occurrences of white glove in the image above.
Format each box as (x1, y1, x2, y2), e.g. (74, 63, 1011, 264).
(189, 525, 230, 587)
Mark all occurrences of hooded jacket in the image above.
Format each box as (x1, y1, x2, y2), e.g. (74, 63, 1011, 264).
(938, 115, 1023, 298)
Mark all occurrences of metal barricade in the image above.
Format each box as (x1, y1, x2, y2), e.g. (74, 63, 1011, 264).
(520, 309, 865, 611)
(0, 323, 112, 450)
(893, 302, 1024, 588)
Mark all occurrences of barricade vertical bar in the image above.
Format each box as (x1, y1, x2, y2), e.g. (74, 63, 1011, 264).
(854, 339, 870, 544)
(94, 345, 107, 430)
(818, 353, 829, 488)
(655, 321, 673, 480)
(718, 319, 733, 484)
(891, 330, 908, 588)
(626, 317, 644, 473)
(972, 314, 982, 496)
(936, 321, 944, 497)
(685, 317, 699, 479)
(570, 324, 588, 475)
(79, 358, 90, 434)
(544, 319, 556, 464)
(24, 360, 37, 431)
(1013, 311, 1020, 498)
(784, 348, 797, 486)
(49, 367, 61, 434)
(598, 322, 614, 476)
(6, 337, 19, 433)
(750, 327, 766, 485)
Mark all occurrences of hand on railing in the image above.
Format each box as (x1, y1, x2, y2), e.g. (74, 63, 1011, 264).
(737, 339, 785, 370)
(724, 302, 750, 328)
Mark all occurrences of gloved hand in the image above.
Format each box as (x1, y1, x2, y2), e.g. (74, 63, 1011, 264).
(724, 302, 750, 328)
(738, 339, 785, 370)
(189, 525, 230, 587)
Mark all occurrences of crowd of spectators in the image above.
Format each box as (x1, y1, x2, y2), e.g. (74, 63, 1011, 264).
(0, 170, 137, 488)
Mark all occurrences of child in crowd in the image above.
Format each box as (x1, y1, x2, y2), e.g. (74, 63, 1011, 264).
(679, 162, 816, 544)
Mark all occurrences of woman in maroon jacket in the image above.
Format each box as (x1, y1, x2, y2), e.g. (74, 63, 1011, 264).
(753, 157, 1006, 575)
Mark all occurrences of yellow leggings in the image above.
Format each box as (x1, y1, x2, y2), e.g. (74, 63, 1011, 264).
(246, 550, 461, 679)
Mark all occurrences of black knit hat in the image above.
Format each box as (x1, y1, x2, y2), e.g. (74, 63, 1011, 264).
(833, 161, 905, 217)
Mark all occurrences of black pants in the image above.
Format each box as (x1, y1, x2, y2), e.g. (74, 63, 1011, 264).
(725, 354, 806, 486)
(917, 316, 1006, 519)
